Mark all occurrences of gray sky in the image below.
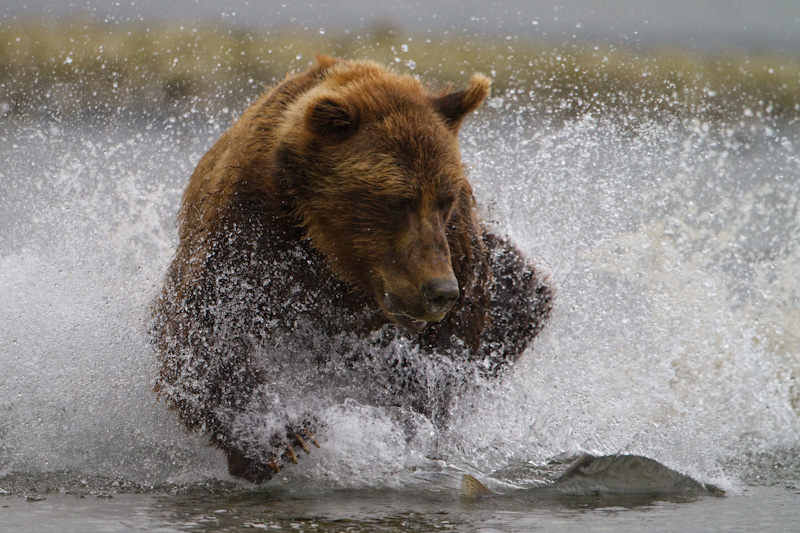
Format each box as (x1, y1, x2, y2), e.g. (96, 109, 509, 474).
(2, 0, 799, 53)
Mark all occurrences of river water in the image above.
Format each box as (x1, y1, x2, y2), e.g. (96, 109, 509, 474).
(1, 97, 799, 530)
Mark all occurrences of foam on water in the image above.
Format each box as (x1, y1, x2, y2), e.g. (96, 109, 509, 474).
(0, 106, 798, 493)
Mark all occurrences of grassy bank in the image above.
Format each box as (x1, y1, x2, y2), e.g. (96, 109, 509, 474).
(1, 19, 799, 121)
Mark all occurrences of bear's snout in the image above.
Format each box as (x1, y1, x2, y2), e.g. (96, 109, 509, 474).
(381, 272, 459, 331)
(421, 276, 459, 317)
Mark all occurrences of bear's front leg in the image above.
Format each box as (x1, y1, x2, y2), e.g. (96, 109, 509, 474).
(476, 231, 554, 377)
(225, 447, 276, 483)
(218, 420, 321, 483)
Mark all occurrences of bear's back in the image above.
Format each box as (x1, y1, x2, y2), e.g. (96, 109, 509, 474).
(178, 58, 338, 242)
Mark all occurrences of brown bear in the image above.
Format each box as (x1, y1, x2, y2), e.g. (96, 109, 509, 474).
(151, 55, 553, 483)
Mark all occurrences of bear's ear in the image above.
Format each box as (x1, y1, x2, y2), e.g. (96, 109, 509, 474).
(306, 97, 360, 141)
(315, 54, 339, 71)
(432, 73, 491, 133)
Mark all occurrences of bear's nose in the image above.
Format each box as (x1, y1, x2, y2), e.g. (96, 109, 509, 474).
(421, 276, 460, 317)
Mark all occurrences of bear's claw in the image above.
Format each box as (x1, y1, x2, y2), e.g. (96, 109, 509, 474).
(293, 432, 310, 453)
(226, 421, 322, 482)
(285, 445, 299, 464)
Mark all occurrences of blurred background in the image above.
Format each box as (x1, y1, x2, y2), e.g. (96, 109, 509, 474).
(2, 0, 798, 121)
(6, 0, 800, 51)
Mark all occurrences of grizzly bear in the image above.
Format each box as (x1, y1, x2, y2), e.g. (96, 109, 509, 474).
(152, 55, 552, 483)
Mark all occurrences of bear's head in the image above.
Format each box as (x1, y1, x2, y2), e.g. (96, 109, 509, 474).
(276, 56, 490, 331)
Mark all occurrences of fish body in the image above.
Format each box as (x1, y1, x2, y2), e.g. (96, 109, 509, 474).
(460, 454, 723, 500)
(554, 454, 724, 496)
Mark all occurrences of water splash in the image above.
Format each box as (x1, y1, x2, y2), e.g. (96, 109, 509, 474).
(460, 107, 800, 486)
(0, 104, 798, 493)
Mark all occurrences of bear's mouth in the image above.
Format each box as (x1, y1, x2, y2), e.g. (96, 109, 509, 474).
(383, 293, 430, 333)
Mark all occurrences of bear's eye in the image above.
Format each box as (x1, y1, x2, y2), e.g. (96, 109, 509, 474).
(438, 195, 456, 216)
(387, 196, 415, 216)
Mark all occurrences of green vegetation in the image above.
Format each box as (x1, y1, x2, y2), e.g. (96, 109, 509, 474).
(1, 19, 798, 121)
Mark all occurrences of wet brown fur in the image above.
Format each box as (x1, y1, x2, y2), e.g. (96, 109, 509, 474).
(152, 56, 552, 483)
